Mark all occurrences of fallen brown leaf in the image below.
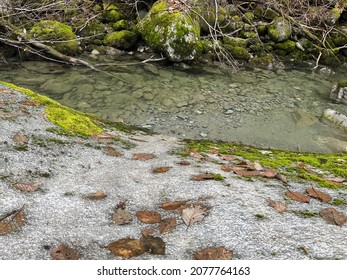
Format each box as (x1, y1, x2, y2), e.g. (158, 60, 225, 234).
(306, 187, 332, 202)
(160, 201, 187, 211)
(12, 133, 29, 145)
(140, 235, 165, 255)
(219, 154, 236, 161)
(152, 166, 171, 173)
(91, 133, 115, 143)
(275, 173, 288, 184)
(191, 173, 215, 181)
(105, 146, 123, 157)
(324, 177, 345, 184)
(159, 217, 177, 233)
(285, 190, 310, 203)
(221, 165, 233, 172)
(267, 199, 287, 213)
(18, 100, 39, 106)
(113, 208, 132, 225)
(234, 169, 261, 176)
(0, 205, 25, 235)
(132, 153, 156, 160)
(13, 182, 40, 192)
(176, 160, 191, 166)
(50, 244, 80, 260)
(189, 150, 205, 160)
(86, 191, 107, 200)
(320, 208, 346, 226)
(261, 168, 277, 178)
(193, 246, 233, 260)
(141, 226, 157, 237)
(107, 238, 147, 259)
(182, 205, 207, 227)
(297, 162, 314, 173)
(136, 210, 161, 224)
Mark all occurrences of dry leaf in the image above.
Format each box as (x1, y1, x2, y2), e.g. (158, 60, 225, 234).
(176, 160, 191, 166)
(152, 166, 171, 173)
(115, 200, 127, 210)
(0, 112, 16, 118)
(285, 190, 310, 203)
(191, 173, 215, 181)
(219, 154, 236, 161)
(136, 210, 161, 224)
(141, 226, 157, 237)
(107, 238, 147, 259)
(12, 133, 29, 145)
(140, 235, 165, 255)
(105, 146, 123, 157)
(159, 217, 177, 233)
(160, 201, 187, 211)
(189, 150, 205, 160)
(50, 244, 80, 260)
(86, 191, 107, 200)
(276, 173, 288, 184)
(234, 169, 261, 176)
(320, 208, 347, 226)
(324, 177, 345, 184)
(91, 133, 115, 143)
(13, 182, 40, 192)
(261, 168, 277, 178)
(297, 162, 314, 173)
(193, 246, 233, 260)
(182, 205, 207, 227)
(113, 208, 132, 225)
(0, 205, 25, 235)
(306, 187, 332, 202)
(221, 165, 233, 172)
(19, 100, 39, 106)
(132, 153, 156, 160)
(267, 199, 287, 213)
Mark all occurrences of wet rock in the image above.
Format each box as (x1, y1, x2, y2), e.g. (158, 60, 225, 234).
(293, 109, 318, 128)
(75, 84, 94, 96)
(21, 61, 66, 74)
(330, 81, 347, 104)
(315, 136, 347, 153)
(143, 64, 159, 75)
(158, 69, 173, 79)
(40, 79, 73, 95)
(77, 101, 91, 109)
(322, 109, 347, 132)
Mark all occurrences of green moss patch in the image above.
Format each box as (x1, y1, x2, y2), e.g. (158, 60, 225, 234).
(1, 82, 103, 136)
(183, 140, 347, 189)
(103, 30, 138, 50)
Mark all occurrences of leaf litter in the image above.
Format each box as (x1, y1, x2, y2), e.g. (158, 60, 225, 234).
(182, 205, 207, 227)
(193, 246, 233, 260)
(50, 244, 80, 260)
(306, 187, 332, 202)
(0, 205, 25, 235)
(319, 208, 347, 226)
(12, 133, 29, 145)
(136, 210, 161, 224)
(285, 190, 310, 203)
(13, 182, 40, 192)
(267, 199, 287, 213)
(113, 208, 132, 225)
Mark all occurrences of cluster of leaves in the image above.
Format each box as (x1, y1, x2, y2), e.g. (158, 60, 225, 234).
(183, 140, 347, 189)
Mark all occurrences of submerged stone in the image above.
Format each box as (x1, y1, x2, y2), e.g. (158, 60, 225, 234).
(137, 0, 202, 62)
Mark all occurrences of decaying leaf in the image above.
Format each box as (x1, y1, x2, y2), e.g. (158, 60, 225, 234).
(297, 162, 314, 173)
(182, 205, 207, 227)
(113, 208, 132, 225)
(141, 226, 157, 237)
(152, 166, 171, 174)
(191, 173, 215, 181)
(320, 208, 347, 226)
(0, 112, 16, 118)
(267, 199, 287, 213)
(50, 244, 80, 260)
(140, 235, 165, 255)
(105, 146, 123, 157)
(12, 133, 29, 145)
(221, 165, 233, 172)
(132, 153, 156, 160)
(324, 177, 345, 184)
(193, 246, 233, 260)
(276, 173, 288, 184)
(159, 217, 177, 233)
(306, 187, 332, 202)
(136, 210, 161, 224)
(107, 238, 147, 259)
(86, 191, 107, 200)
(285, 190, 310, 203)
(115, 200, 127, 210)
(189, 150, 205, 160)
(18, 100, 39, 106)
(233, 169, 261, 176)
(91, 133, 115, 143)
(161, 201, 187, 211)
(0, 205, 25, 235)
(13, 182, 40, 192)
(219, 154, 236, 161)
(261, 168, 277, 178)
(176, 160, 191, 166)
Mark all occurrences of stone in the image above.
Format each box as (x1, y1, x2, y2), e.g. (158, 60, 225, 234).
(330, 81, 347, 104)
(75, 84, 94, 96)
(137, 0, 202, 62)
(293, 110, 318, 128)
(268, 18, 291, 43)
(322, 109, 347, 132)
(103, 31, 138, 50)
(40, 79, 73, 95)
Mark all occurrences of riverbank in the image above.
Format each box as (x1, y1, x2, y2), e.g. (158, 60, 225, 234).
(1, 83, 347, 260)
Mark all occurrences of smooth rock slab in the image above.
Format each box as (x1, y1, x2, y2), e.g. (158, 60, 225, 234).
(322, 109, 347, 132)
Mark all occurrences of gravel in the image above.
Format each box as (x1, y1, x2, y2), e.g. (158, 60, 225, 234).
(1, 84, 347, 260)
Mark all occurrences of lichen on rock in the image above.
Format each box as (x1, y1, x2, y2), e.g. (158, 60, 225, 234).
(137, 0, 202, 62)
(29, 20, 81, 55)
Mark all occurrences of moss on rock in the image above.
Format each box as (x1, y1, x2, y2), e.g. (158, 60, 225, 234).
(103, 30, 138, 50)
(137, 0, 202, 61)
(274, 40, 296, 53)
(113, 20, 129, 31)
(268, 18, 291, 43)
(223, 36, 248, 48)
(224, 45, 250, 61)
(29, 20, 80, 55)
(102, 4, 124, 23)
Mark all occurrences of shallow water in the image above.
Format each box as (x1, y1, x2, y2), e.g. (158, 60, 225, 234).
(1, 56, 346, 153)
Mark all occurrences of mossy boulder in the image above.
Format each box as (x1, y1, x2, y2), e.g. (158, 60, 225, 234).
(274, 40, 296, 53)
(103, 30, 138, 50)
(224, 45, 250, 61)
(137, 0, 202, 62)
(113, 20, 129, 31)
(78, 21, 106, 45)
(29, 20, 80, 55)
(330, 26, 347, 47)
(102, 4, 124, 23)
(268, 18, 291, 43)
(249, 55, 274, 69)
(223, 36, 248, 48)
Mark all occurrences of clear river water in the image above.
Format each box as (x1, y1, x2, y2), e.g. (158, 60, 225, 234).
(1, 55, 346, 153)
